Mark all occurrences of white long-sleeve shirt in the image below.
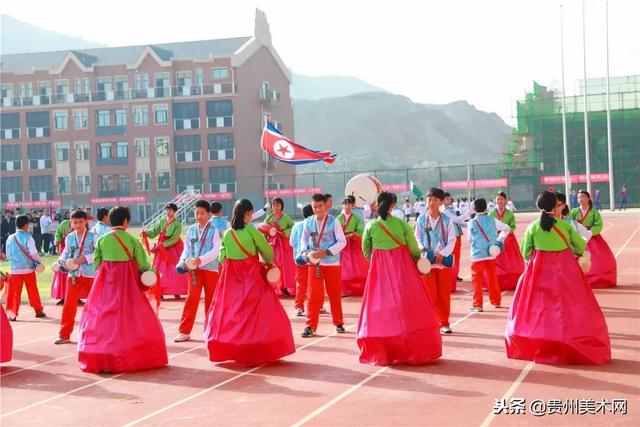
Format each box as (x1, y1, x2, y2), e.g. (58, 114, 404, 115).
(40, 216, 52, 234)
(179, 223, 221, 268)
(299, 215, 347, 266)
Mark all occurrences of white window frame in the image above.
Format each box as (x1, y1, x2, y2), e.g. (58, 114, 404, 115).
(53, 110, 68, 130)
(155, 137, 170, 157)
(157, 170, 171, 191)
(56, 142, 70, 162)
(134, 138, 150, 158)
(75, 142, 89, 161)
(73, 109, 88, 129)
(211, 68, 229, 80)
(154, 104, 168, 124)
(133, 105, 148, 126)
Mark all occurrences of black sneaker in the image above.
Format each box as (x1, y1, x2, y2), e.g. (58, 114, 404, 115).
(457, 276, 463, 282)
(35, 311, 46, 318)
(301, 326, 316, 338)
(77, 300, 85, 306)
(56, 299, 65, 306)
(336, 325, 346, 334)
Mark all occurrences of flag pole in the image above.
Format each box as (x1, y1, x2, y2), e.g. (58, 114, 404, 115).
(262, 112, 270, 213)
(582, 0, 592, 193)
(605, 0, 615, 210)
(560, 3, 571, 196)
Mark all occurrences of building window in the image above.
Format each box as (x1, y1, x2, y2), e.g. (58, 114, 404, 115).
(97, 110, 111, 127)
(195, 68, 203, 86)
(116, 142, 128, 158)
(0, 145, 21, 171)
(211, 68, 229, 80)
(54, 111, 68, 130)
(157, 171, 171, 190)
(134, 138, 149, 158)
(118, 175, 130, 192)
(154, 104, 168, 124)
(73, 110, 88, 129)
(56, 143, 69, 161)
(115, 109, 127, 126)
(136, 172, 151, 191)
(29, 175, 53, 201)
(133, 105, 148, 126)
(209, 166, 236, 193)
(155, 137, 169, 157)
(99, 143, 111, 159)
(28, 143, 52, 170)
(75, 142, 89, 160)
(135, 74, 149, 89)
(57, 176, 71, 194)
(19, 82, 33, 98)
(208, 133, 235, 160)
(76, 175, 91, 193)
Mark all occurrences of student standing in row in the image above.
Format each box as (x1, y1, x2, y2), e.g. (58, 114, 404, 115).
(442, 192, 468, 291)
(358, 192, 441, 366)
(263, 198, 296, 296)
(90, 208, 111, 237)
(78, 206, 167, 373)
(205, 199, 294, 366)
(4, 215, 46, 321)
(51, 214, 72, 305)
(300, 194, 347, 338)
(174, 200, 221, 343)
(415, 188, 456, 334)
(338, 197, 369, 297)
(489, 192, 524, 290)
(55, 210, 97, 344)
(468, 198, 509, 312)
(570, 190, 617, 288)
(290, 204, 313, 316)
(505, 191, 610, 365)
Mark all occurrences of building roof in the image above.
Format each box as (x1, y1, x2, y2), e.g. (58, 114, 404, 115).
(0, 37, 252, 74)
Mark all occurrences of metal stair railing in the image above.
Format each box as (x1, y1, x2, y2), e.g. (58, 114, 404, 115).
(142, 189, 201, 229)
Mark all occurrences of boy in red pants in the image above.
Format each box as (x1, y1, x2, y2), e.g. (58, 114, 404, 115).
(468, 198, 510, 311)
(55, 210, 97, 344)
(5, 215, 46, 321)
(300, 194, 347, 337)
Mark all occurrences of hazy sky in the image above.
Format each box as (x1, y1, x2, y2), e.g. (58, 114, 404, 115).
(2, 0, 638, 123)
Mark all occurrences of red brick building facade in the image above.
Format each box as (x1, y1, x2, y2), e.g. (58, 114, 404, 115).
(0, 10, 294, 222)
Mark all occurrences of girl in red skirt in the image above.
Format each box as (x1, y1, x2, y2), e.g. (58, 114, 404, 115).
(570, 190, 617, 288)
(78, 206, 168, 373)
(205, 199, 295, 366)
(0, 272, 12, 363)
(263, 198, 296, 296)
(488, 191, 524, 290)
(339, 197, 369, 296)
(505, 191, 610, 365)
(357, 192, 442, 366)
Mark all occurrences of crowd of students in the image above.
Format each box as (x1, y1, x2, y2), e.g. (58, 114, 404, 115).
(0, 187, 617, 370)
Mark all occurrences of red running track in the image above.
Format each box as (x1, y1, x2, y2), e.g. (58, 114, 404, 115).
(1, 211, 639, 426)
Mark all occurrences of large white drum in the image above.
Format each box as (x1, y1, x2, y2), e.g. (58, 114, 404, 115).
(345, 174, 383, 209)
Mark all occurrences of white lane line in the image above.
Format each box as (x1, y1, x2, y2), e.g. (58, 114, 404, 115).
(614, 224, 640, 259)
(289, 366, 389, 427)
(477, 220, 638, 427)
(13, 335, 60, 347)
(286, 291, 509, 427)
(0, 354, 76, 378)
(122, 323, 358, 427)
(479, 361, 535, 427)
(0, 344, 203, 419)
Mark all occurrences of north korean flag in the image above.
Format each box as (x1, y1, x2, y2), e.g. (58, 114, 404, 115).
(260, 121, 336, 165)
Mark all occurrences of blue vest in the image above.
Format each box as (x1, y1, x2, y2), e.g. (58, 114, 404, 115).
(62, 231, 98, 277)
(290, 221, 305, 258)
(303, 215, 339, 264)
(7, 231, 38, 272)
(91, 221, 111, 238)
(469, 215, 498, 259)
(210, 216, 229, 234)
(417, 213, 451, 252)
(186, 223, 219, 271)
